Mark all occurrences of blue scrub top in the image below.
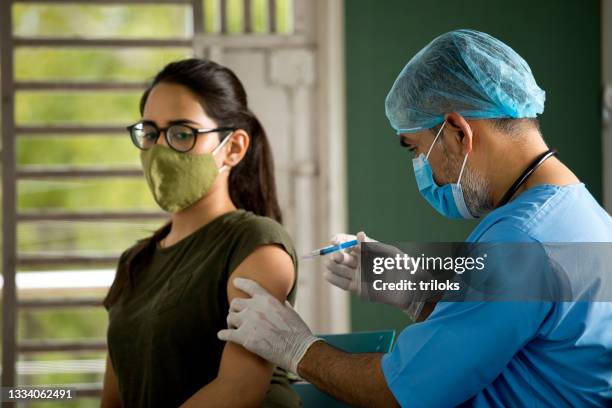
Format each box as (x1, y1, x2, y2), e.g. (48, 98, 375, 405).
(381, 183, 612, 407)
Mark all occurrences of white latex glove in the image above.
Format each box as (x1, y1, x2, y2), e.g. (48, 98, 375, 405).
(323, 231, 374, 297)
(217, 277, 321, 375)
(324, 231, 428, 320)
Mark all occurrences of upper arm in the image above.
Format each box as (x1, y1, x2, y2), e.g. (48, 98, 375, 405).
(101, 354, 122, 408)
(227, 244, 295, 302)
(215, 244, 296, 402)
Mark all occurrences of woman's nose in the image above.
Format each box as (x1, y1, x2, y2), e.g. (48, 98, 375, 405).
(156, 131, 168, 146)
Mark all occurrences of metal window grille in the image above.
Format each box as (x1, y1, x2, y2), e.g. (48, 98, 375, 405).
(1, 0, 295, 402)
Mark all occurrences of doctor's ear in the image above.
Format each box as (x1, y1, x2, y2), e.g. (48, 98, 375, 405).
(444, 112, 473, 153)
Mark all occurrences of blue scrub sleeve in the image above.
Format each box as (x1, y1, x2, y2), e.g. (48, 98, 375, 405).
(381, 301, 552, 407)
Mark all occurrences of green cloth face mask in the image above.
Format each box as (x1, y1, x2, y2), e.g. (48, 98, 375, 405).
(140, 137, 230, 213)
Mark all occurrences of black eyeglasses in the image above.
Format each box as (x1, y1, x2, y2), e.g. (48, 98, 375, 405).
(127, 121, 236, 153)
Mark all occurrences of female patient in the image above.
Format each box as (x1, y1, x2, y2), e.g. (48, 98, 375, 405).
(101, 58, 299, 407)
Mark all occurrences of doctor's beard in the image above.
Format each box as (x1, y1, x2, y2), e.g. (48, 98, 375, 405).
(440, 140, 494, 218)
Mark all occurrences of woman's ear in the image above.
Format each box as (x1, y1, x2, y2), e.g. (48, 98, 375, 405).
(224, 129, 250, 168)
(444, 112, 473, 155)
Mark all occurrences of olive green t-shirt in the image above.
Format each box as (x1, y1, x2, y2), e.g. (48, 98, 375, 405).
(106, 210, 300, 407)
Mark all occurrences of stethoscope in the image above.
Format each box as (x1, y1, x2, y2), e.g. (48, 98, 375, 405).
(496, 148, 558, 207)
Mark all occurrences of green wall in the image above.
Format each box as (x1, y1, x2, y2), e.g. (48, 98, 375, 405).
(344, 0, 602, 333)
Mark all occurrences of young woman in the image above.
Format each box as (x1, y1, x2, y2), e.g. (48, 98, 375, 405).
(101, 59, 300, 408)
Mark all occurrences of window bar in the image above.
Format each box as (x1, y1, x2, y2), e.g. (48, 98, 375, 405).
(192, 0, 205, 35)
(14, 81, 147, 91)
(13, 37, 192, 48)
(1, 0, 18, 390)
(17, 210, 167, 222)
(243, 0, 252, 34)
(268, 0, 276, 34)
(3, 0, 203, 395)
(15, 125, 127, 135)
(18, 339, 107, 353)
(16, 166, 143, 179)
(18, 254, 122, 267)
(16, 0, 192, 3)
(220, 0, 228, 34)
(18, 298, 104, 309)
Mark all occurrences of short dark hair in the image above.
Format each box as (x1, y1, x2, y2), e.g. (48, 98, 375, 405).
(488, 117, 540, 135)
(430, 117, 540, 138)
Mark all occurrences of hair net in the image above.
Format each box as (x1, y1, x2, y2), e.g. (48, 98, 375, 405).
(385, 29, 545, 134)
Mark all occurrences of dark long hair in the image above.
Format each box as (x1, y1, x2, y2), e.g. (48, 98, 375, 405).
(103, 58, 282, 309)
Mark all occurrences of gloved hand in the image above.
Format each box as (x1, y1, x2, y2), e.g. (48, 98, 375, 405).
(324, 231, 429, 320)
(217, 277, 321, 375)
(323, 231, 373, 297)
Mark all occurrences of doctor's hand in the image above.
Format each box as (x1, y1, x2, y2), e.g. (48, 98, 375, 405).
(323, 231, 374, 298)
(217, 278, 322, 375)
(325, 231, 429, 320)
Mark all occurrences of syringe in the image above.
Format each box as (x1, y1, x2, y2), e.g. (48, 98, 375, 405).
(301, 239, 359, 260)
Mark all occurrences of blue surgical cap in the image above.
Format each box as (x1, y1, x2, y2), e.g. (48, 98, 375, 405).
(385, 29, 545, 134)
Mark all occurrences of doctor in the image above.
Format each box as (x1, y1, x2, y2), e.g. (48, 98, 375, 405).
(217, 29, 612, 407)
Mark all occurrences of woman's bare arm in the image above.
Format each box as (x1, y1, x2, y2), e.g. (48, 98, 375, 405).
(100, 354, 122, 408)
(180, 244, 295, 408)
